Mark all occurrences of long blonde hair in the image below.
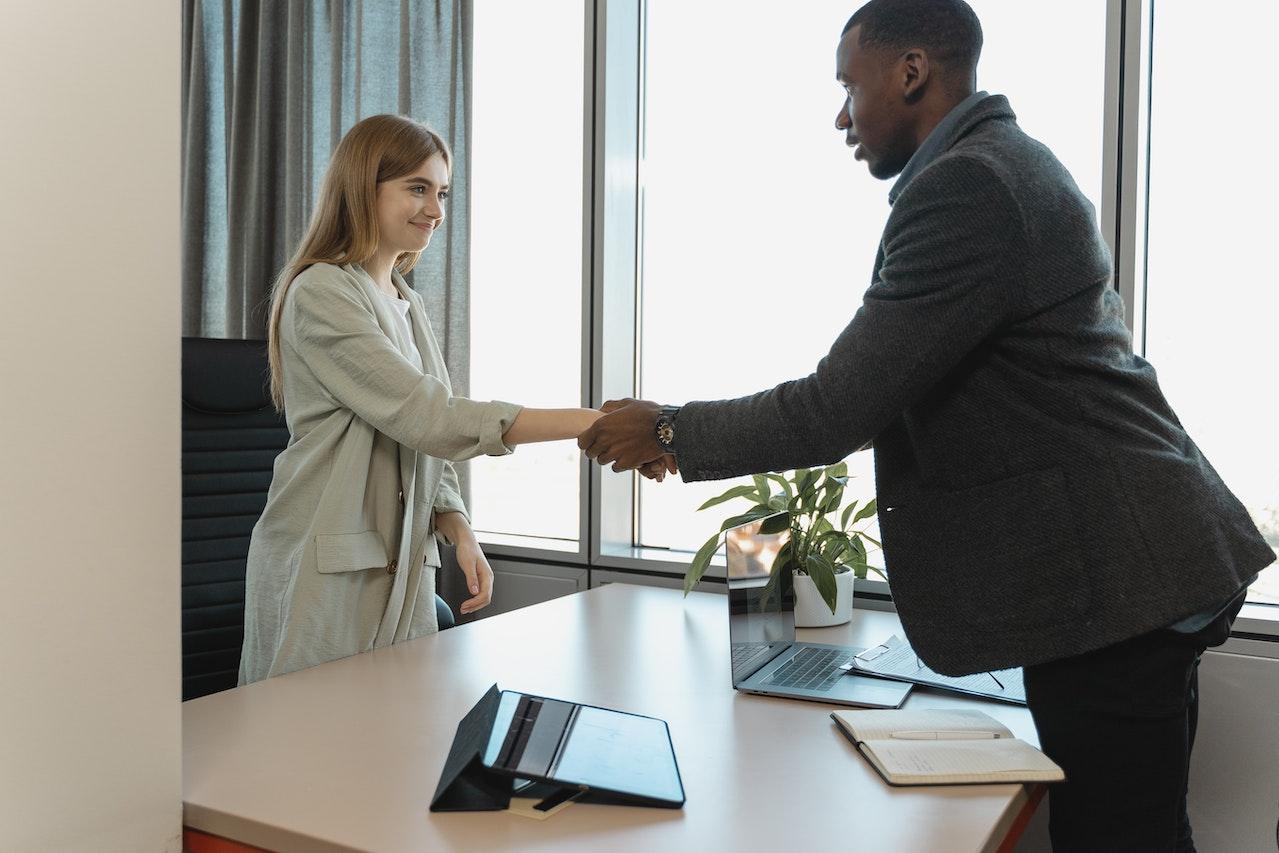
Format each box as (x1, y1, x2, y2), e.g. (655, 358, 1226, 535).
(266, 114, 452, 410)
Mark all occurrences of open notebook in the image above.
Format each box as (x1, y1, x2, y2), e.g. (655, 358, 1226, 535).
(831, 708, 1064, 786)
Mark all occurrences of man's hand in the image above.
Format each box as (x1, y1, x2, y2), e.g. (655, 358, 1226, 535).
(578, 398, 666, 472)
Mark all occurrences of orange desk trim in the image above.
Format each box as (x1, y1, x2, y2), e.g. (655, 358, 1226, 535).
(184, 827, 270, 853)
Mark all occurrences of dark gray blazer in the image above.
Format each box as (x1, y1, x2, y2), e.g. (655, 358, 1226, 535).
(675, 95, 1273, 675)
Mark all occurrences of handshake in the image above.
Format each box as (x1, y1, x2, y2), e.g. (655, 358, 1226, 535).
(578, 398, 679, 483)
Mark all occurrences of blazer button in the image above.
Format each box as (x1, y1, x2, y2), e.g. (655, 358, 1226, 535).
(386, 559, 398, 575)
(398, 490, 405, 505)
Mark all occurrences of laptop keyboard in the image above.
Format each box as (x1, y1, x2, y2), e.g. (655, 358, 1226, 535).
(766, 648, 852, 692)
(732, 643, 771, 668)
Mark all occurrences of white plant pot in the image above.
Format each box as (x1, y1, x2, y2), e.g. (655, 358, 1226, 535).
(792, 569, 854, 628)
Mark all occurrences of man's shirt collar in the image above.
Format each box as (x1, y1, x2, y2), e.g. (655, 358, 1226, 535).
(888, 90, 989, 206)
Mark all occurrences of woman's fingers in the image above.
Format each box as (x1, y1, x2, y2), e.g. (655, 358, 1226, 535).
(458, 548, 494, 615)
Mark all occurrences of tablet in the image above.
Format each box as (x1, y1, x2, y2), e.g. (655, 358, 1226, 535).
(480, 690, 685, 808)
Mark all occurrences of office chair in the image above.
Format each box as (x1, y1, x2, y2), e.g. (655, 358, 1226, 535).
(181, 337, 454, 700)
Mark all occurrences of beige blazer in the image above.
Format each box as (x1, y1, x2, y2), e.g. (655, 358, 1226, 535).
(239, 263, 521, 684)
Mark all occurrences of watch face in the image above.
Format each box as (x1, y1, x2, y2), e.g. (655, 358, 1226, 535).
(657, 421, 675, 447)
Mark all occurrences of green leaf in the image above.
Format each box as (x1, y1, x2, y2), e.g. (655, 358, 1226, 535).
(800, 486, 820, 515)
(824, 538, 848, 563)
(767, 495, 788, 512)
(840, 558, 885, 582)
(795, 468, 818, 499)
(840, 500, 860, 530)
(759, 512, 790, 535)
(849, 536, 867, 562)
(852, 498, 878, 523)
(684, 532, 723, 595)
(824, 461, 849, 479)
(806, 553, 839, 614)
(697, 484, 761, 512)
(719, 506, 780, 533)
(820, 483, 844, 513)
(765, 473, 794, 500)
(752, 474, 772, 504)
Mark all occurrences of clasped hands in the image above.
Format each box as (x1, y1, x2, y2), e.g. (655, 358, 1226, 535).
(579, 398, 678, 482)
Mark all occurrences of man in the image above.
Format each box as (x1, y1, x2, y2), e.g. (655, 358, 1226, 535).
(578, 1, 1274, 850)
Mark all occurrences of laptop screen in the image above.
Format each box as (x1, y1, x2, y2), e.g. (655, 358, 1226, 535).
(726, 515, 795, 685)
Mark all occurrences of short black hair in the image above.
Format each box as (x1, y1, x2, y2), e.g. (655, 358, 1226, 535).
(843, 0, 983, 80)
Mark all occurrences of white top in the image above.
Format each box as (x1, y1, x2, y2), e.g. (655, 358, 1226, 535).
(380, 291, 424, 370)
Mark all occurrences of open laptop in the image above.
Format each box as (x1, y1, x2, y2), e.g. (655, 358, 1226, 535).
(726, 516, 912, 708)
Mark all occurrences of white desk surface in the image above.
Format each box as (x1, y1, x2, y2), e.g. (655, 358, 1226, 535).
(183, 583, 1041, 852)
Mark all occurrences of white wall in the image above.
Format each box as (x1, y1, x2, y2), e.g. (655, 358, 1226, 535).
(1188, 646, 1279, 852)
(0, 1, 181, 850)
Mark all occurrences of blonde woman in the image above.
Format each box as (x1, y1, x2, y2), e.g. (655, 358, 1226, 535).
(239, 115, 598, 683)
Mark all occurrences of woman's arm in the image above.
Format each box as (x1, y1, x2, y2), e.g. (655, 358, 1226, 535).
(502, 408, 601, 446)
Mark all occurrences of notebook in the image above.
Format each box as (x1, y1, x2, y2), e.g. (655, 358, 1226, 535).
(830, 708, 1064, 786)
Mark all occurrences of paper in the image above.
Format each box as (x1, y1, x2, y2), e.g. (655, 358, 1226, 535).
(849, 635, 1026, 703)
(871, 738, 1061, 777)
(507, 793, 579, 820)
(833, 708, 1014, 743)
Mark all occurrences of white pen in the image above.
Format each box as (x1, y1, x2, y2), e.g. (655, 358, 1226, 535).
(890, 731, 1001, 740)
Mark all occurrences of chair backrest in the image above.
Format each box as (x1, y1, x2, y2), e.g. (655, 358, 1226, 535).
(181, 338, 287, 700)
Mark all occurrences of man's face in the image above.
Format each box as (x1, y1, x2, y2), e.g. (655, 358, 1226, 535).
(835, 25, 916, 180)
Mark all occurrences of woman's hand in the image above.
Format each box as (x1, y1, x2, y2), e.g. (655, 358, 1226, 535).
(435, 511, 494, 616)
(638, 454, 678, 482)
(455, 537, 494, 616)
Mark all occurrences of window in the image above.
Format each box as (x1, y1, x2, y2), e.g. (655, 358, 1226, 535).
(636, 0, 1108, 555)
(468, 0, 587, 548)
(1141, 0, 1279, 604)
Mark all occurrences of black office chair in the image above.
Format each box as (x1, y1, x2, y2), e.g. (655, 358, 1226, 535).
(181, 337, 454, 700)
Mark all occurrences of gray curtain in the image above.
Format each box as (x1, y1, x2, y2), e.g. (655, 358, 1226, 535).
(181, 0, 472, 393)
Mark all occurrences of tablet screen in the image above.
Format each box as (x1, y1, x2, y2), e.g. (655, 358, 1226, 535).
(481, 690, 684, 806)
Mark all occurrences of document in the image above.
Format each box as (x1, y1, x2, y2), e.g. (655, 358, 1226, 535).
(842, 634, 1026, 704)
(831, 708, 1064, 786)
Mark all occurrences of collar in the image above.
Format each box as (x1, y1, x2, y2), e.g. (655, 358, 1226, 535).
(887, 92, 1014, 205)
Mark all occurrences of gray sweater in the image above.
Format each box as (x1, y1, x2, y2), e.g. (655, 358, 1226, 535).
(675, 95, 1273, 675)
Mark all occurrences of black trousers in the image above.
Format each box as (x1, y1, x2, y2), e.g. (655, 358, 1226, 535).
(1023, 593, 1245, 853)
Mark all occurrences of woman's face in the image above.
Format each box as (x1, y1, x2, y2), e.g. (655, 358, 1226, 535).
(375, 153, 450, 256)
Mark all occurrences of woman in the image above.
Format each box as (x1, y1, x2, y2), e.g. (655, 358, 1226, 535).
(239, 114, 598, 683)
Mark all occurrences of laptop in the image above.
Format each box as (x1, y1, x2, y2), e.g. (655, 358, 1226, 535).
(726, 516, 912, 708)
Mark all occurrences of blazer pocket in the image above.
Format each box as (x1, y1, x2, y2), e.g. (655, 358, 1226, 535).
(882, 466, 1091, 628)
(315, 531, 390, 574)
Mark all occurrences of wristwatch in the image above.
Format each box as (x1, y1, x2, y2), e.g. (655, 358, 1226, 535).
(655, 405, 681, 452)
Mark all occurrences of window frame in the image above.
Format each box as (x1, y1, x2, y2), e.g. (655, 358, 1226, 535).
(474, 0, 1278, 633)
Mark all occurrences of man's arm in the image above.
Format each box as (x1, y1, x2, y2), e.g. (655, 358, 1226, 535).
(580, 156, 1028, 480)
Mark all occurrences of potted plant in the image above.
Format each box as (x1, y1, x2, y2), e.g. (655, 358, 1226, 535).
(684, 462, 884, 627)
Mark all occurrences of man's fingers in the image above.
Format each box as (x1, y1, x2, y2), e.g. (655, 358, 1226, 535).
(580, 435, 604, 460)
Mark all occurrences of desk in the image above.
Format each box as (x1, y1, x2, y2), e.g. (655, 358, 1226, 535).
(183, 583, 1043, 852)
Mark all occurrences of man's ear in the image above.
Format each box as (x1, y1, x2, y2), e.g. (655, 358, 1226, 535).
(900, 48, 930, 104)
